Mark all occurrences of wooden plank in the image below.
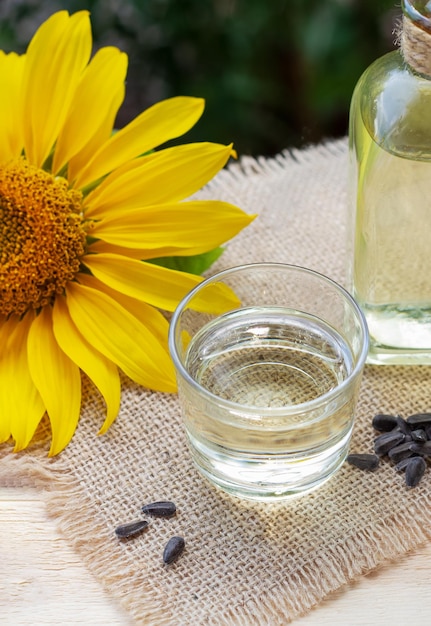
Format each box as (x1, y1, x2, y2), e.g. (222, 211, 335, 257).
(298, 544, 431, 625)
(1, 486, 431, 625)
(0, 488, 131, 625)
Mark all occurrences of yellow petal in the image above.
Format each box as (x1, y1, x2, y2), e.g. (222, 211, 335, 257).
(53, 46, 128, 175)
(66, 281, 177, 392)
(88, 239, 157, 260)
(73, 96, 205, 189)
(83, 142, 235, 219)
(5, 314, 46, 452)
(78, 273, 170, 348)
(0, 318, 13, 443)
(88, 239, 216, 260)
(83, 253, 240, 313)
(52, 295, 121, 434)
(90, 200, 255, 252)
(22, 10, 92, 167)
(0, 51, 25, 162)
(84, 253, 201, 312)
(27, 306, 82, 456)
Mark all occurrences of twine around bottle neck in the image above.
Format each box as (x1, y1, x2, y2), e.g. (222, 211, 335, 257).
(401, 14, 431, 76)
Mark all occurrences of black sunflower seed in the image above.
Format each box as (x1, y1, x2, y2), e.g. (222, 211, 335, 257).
(346, 453, 380, 471)
(115, 519, 149, 539)
(406, 413, 431, 427)
(372, 414, 399, 432)
(405, 457, 427, 488)
(387, 442, 415, 463)
(395, 416, 411, 436)
(163, 536, 185, 564)
(395, 457, 413, 472)
(411, 429, 427, 443)
(374, 431, 405, 456)
(142, 501, 177, 518)
(410, 441, 431, 457)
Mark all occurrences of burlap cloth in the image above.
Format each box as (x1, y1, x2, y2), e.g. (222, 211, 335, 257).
(2, 138, 431, 625)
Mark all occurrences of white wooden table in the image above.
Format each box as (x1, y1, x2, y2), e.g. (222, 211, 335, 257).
(2, 486, 431, 625)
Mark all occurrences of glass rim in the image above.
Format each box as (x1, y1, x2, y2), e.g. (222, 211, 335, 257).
(403, 0, 431, 34)
(168, 262, 369, 418)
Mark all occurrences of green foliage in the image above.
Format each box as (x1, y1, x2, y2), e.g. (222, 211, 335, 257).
(0, 0, 400, 277)
(149, 247, 224, 276)
(0, 0, 399, 156)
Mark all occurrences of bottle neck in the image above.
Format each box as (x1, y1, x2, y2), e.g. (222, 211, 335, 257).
(401, 1, 431, 75)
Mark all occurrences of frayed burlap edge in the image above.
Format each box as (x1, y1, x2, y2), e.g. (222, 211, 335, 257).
(3, 440, 431, 626)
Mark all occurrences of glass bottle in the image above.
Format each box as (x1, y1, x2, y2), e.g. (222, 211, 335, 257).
(349, 0, 431, 364)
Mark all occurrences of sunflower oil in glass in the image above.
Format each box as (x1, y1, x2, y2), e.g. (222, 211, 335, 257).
(349, 1, 431, 363)
(181, 306, 356, 498)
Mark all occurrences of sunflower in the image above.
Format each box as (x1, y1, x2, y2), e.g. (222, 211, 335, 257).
(0, 10, 254, 456)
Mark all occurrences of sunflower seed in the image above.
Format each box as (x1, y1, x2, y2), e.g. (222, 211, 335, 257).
(346, 453, 380, 471)
(115, 519, 149, 539)
(405, 457, 427, 488)
(163, 536, 185, 564)
(410, 441, 431, 457)
(395, 457, 413, 472)
(387, 442, 415, 463)
(406, 413, 431, 427)
(411, 429, 427, 443)
(372, 414, 399, 432)
(142, 501, 177, 518)
(374, 431, 405, 456)
(395, 416, 411, 436)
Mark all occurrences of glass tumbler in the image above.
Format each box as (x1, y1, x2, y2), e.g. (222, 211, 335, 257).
(169, 263, 369, 501)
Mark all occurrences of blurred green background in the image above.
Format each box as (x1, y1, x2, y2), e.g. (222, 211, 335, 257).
(0, 0, 399, 157)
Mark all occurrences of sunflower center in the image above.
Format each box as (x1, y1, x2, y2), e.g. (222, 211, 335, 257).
(0, 158, 86, 316)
